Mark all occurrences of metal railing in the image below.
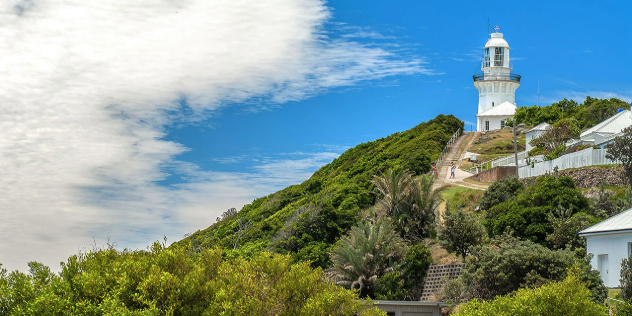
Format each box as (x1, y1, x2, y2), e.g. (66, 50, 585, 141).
(435, 128, 461, 170)
(473, 73, 521, 83)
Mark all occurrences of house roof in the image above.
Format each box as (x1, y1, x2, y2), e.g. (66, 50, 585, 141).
(580, 110, 632, 138)
(526, 122, 551, 134)
(476, 101, 517, 117)
(374, 300, 449, 307)
(578, 207, 632, 236)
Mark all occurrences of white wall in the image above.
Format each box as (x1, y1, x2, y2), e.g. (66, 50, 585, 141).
(585, 232, 632, 288)
(474, 81, 519, 114)
(477, 116, 512, 132)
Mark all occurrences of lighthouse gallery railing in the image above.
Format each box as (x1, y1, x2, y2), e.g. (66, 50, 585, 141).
(473, 73, 521, 83)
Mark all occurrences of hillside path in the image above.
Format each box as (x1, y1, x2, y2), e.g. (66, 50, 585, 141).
(433, 132, 487, 191)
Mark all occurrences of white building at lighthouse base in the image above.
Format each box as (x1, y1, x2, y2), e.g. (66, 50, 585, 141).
(475, 101, 517, 131)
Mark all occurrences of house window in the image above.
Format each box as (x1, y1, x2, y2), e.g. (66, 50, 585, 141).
(628, 242, 632, 257)
(485, 121, 490, 131)
(501, 120, 505, 129)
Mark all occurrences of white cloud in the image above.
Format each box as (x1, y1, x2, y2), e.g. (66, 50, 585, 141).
(0, 0, 430, 271)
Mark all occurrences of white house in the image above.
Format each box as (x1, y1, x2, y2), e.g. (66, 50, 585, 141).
(578, 207, 632, 288)
(473, 29, 521, 132)
(570, 109, 632, 148)
(525, 122, 551, 152)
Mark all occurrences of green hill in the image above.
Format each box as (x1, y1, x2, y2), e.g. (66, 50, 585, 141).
(180, 114, 463, 267)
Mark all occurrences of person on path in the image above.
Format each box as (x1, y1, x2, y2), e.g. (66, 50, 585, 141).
(432, 163, 438, 179)
(450, 163, 456, 179)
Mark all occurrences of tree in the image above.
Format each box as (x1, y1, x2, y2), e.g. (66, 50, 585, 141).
(371, 169, 415, 217)
(479, 176, 524, 211)
(329, 217, 407, 298)
(621, 253, 632, 301)
(607, 126, 632, 187)
(372, 171, 439, 241)
(402, 175, 440, 241)
(452, 272, 607, 316)
(401, 243, 433, 299)
(546, 203, 592, 250)
(529, 119, 580, 160)
(437, 206, 488, 258)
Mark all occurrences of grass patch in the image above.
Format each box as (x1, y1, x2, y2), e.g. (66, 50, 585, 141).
(440, 186, 485, 211)
(471, 129, 526, 155)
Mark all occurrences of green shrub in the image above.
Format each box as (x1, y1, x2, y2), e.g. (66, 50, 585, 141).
(0, 243, 385, 316)
(485, 176, 590, 245)
(615, 302, 632, 316)
(444, 235, 575, 302)
(437, 206, 488, 258)
(478, 176, 524, 211)
(452, 273, 607, 316)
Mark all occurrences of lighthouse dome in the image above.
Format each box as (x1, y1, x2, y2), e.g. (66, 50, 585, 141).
(485, 33, 509, 48)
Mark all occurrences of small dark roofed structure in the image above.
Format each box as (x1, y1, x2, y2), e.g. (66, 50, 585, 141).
(373, 300, 448, 316)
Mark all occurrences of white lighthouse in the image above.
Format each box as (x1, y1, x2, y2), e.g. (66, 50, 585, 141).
(474, 27, 520, 132)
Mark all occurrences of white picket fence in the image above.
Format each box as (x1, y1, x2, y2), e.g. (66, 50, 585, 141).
(518, 147, 618, 178)
(491, 151, 529, 168)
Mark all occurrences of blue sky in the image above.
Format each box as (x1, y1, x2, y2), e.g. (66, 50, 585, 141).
(1, 0, 630, 271)
(166, 0, 632, 181)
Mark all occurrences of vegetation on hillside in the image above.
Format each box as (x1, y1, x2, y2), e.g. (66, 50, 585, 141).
(181, 114, 463, 268)
(4, 98, 632, 313)
(0, 242, 385, 316)
(452, 271, 607, 316)
(514, 97, 630, 130)
(484, 176, 593, 246)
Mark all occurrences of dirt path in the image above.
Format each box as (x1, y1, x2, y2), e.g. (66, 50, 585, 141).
(435, 132, 487, 220)
(432, 133, 469, 191)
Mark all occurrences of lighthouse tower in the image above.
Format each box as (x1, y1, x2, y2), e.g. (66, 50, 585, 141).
(474, 27, 520, 132)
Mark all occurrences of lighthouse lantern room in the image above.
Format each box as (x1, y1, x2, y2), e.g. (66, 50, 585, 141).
(474, 26, 521, 132)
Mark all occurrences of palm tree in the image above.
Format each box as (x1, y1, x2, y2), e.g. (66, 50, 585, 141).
(406, 175, 441, 240)
(329, 217, 406, 298)
(371, 169, 414, 217)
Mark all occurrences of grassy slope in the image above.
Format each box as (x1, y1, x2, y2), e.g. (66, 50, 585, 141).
(460, 129, 526, 171)
(179, 114, 463, 266)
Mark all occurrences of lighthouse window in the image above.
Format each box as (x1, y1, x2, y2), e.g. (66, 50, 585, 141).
(494, 47, 504, 66)
(492, 102, 495, 107)
(485, 121, 490, 131)
(484, 48, 490, 68)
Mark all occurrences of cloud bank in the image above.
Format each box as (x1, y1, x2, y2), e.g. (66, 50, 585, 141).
(0, 0, 429, 271)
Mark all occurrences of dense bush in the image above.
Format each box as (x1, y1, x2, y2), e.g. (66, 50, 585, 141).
(452, 273, 607, 316)
(181, 114, 463, 267)
(437, 206, 488, 258)
(615, 302, 632, 316)
(0, 243, 386, 316)
(444, 235, 576, 302)
(478, 176, 524, 211)
(514, 96, 629, 130)
(485, 176, 590, 245)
